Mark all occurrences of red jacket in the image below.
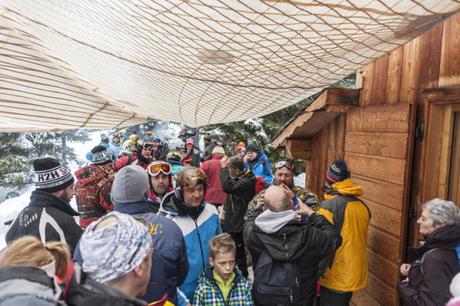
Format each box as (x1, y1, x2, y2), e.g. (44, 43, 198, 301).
(75, 165, 114, 229)
(200, 154, 226, 205)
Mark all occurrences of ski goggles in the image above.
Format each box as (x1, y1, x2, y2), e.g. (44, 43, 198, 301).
(274, 160, 295, 171)
(147, 161, 172, 176)
(143, 143, 154, 149)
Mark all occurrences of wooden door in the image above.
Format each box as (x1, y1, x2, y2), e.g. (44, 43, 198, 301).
(344, 103, 416, 306)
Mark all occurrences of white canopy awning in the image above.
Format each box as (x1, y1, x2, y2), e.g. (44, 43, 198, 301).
(0, 1, 459, 130)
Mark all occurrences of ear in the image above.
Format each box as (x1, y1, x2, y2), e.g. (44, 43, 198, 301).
(209, 257, 215, 267)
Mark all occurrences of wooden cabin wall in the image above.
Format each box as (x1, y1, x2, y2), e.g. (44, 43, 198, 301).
(309, 114, 346, 196)
(307, 13, 460, 306)
(348, 11, 460, 306)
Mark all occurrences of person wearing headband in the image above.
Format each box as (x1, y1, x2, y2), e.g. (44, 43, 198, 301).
(147, 161, 174, 212)
(114, 140, 155, 171)
(6, 157, 82, 254)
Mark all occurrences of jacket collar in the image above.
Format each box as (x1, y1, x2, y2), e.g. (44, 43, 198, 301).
(29, 190, 79, 216)
(115, 202, 157, 215)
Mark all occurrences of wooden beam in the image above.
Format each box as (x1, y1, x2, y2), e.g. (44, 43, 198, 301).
(286, 139, 312, 160)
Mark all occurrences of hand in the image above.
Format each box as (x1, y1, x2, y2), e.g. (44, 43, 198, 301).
(280, 184, 294, 200)
(400, 263, 411, 277)
(220, 156, 229, 168)
(296, 201, 315, 217)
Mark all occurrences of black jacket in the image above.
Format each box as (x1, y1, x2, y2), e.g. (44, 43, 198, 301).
(6, 190, 82, 254)
(244, 208, 342, 305)
(398, 225, 460, 306)
(220, 168, 256, 233)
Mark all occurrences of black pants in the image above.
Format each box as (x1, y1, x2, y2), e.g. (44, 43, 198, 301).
(319, 286, 353, 306)
(229, 232, 248, 277)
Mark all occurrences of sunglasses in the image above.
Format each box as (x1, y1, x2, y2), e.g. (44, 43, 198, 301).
(275, 160, 295, 170)
(143, 143, 153, 149)
(147, 162, 172, 176)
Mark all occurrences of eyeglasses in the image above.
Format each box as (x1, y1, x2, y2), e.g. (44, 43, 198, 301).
(147, 162, 172, 176)
(274, 160, 295, 170)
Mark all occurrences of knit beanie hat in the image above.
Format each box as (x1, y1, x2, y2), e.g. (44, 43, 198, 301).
(211, 145, 225, 155)
(246, 143, 258, 153)
(33, 158, 74, 193)
(111, 165, 149, 204)
(90, 145, 112, 165)
(80, 211, 152, 283)
(326, 159, 350, 183)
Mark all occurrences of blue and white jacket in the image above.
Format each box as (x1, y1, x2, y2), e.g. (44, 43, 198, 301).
(245, 153, 273, 185)
(160, 190, 222, 305)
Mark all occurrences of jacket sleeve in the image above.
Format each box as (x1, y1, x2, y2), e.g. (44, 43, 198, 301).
(191, 282, 204, 306)
(113, 155, 132, 172)
(397, 252, 455, 306)
(220, 168, 250, 195)
(304, 214, 342, 259)
(262, 159, 273, 184)
(97, 178, 114, 212)
(244, 280, 254, 305)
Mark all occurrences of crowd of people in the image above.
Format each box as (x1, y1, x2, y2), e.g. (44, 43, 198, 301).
(1, 130, 460, 306)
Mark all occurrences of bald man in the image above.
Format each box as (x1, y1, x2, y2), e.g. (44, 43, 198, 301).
(244, 186, 342, 306)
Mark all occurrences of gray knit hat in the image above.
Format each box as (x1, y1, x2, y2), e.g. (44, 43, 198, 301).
(79, 211, 152, 283)
(111, 165, 149, 204)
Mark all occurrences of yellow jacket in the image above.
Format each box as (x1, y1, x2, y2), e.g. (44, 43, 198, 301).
(319, 179, 370, 292)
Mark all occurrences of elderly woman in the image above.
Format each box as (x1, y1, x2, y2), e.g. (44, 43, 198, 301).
(398, 198, 460, 306)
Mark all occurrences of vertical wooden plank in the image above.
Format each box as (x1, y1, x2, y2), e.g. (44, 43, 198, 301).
(360, 64, 373, 107)
(386, 48, 404, 105)
(439, 13, 460, 87)
(399, 37, 421, 104)
(417, 22, 443, 90)
(370, 55, 389, 105)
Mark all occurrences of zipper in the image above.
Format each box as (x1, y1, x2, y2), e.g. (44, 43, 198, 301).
(193, 217, 206, 269)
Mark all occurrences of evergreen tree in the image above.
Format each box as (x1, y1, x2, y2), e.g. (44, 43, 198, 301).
(0, 133, 31, 186)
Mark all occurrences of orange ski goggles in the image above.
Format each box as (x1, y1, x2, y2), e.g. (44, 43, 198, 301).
(147, 161, 172, 176)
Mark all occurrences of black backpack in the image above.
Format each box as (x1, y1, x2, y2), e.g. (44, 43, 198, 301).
(253, 250, 300, 305)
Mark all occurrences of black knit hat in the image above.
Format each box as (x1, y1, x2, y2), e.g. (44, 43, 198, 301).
(33, 157, 74, 193)
(246, 143, 259, 153)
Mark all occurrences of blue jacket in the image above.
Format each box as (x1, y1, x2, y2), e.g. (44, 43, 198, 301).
(160, 191, 222, 305)
(245, 153, 273, 185)
(74, 202, 188, 305)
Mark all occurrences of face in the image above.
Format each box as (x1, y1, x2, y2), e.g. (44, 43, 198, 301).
(229, 166, 240, 178)
(183, 184, 205, 208)
(150, 173, 170, 195)
(56, 184, 75, 203)
(209, 251, 235, 281)
(237, 149, 245, 158)
(417, 208, 442, 236)
(141, 147, 152, 159)
(274, 167, 294, 187)
(246, 151, 257, 161)
(152, 142, 159, 151)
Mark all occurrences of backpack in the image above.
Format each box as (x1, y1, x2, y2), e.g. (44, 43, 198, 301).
(255, 175, 267, 194)
(253, 250, 300, 305)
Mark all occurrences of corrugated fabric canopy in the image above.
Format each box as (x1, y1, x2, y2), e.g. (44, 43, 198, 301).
(0, 1, 459, 130)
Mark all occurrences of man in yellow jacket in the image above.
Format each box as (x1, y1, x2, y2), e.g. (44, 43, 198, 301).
(318, 160, 371, 306)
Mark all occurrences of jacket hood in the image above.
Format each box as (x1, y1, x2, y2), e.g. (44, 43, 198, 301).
(160, 190, 205, 218)
(75, 165, 108, 187)
(422, 225, 460, 253)
(255, 209, 296, 234)
(30, 190, 79, 216)
(324, 178, 363, 199)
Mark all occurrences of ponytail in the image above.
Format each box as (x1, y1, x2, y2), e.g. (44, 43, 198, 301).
(45, 241, 70, 279)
